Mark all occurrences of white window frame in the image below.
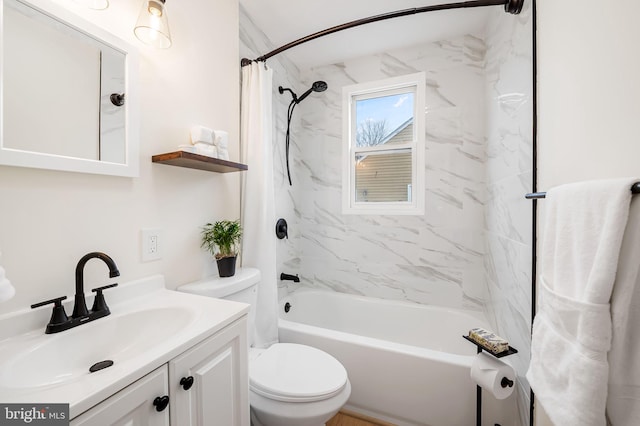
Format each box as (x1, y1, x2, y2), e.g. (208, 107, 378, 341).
(342, 72, 425, 215)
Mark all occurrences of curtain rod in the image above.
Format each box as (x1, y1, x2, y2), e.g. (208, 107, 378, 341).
(525, 182, 640, 200)
(241, 0, 525, 67)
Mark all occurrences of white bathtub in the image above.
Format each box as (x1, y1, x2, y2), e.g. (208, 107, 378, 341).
(278, 290, 516, 426)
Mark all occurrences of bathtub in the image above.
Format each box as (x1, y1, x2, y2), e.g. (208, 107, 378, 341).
(278, 290, 515, 426)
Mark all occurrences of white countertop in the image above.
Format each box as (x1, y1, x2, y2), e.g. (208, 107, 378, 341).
(0, 274, 248, 418)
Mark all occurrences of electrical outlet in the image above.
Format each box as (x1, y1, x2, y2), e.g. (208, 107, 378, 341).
(149, 235, 157, 253)
(141, 228, 162, 262)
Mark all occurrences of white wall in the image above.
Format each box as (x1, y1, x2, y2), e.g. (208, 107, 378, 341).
(537, 0, 640, 189)
(536, 0, 640, 424)
(0, 0, 240, 314)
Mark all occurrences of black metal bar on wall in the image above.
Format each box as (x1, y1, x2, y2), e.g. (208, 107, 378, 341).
(530, 0, 537, 424)
(240, 0, 525, 66)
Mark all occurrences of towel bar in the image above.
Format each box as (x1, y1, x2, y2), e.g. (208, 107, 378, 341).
(525, 182, 640, 199)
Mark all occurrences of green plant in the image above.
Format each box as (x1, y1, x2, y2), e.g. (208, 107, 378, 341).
(201, 219, 242, 259)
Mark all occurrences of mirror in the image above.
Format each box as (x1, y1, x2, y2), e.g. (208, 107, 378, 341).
(0, 0, 139, 176)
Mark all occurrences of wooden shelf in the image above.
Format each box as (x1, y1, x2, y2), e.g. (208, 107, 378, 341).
(152, 151, 248, 173)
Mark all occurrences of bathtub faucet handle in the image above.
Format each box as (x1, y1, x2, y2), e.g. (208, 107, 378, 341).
(275, 218, 288, 239)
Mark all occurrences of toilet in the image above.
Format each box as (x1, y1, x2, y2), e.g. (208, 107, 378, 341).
(178, 267, 351, 426)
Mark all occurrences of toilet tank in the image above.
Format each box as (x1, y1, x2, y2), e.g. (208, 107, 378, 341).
(177, 267, 261, 344)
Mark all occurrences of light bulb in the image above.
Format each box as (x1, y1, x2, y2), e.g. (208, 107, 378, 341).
(134, 0, 171, 48)
(148, 1, 163, 17)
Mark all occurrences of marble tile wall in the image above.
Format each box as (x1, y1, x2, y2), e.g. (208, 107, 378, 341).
(294, 36, 489, 312)
(483, 2, 534, 425)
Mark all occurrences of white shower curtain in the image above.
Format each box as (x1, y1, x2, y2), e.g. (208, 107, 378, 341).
(240, 62, 278, 348)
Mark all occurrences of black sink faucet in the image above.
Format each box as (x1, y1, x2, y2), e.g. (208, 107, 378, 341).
(31, 251, 120, 334)
(72, 252, 120, 318)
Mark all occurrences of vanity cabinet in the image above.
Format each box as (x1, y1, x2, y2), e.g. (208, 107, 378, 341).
(70, 366, 170, 426)
(71, 317, 248, 426)
(169, 317, 249, 425)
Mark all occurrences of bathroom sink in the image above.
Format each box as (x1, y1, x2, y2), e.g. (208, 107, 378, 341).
(0, 275, 249, 418)
(0, 306, 195, 389)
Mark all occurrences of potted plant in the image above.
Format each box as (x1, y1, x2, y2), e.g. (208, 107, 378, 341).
(201, 219, 242, 277)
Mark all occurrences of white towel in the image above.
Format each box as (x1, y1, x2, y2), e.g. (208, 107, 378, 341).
(193, 143, 218, 158)
(527, 178, 637, 426)
(607, 195, 640, 425)
(190, 125, 214, 145)
(217, 147, 229, 161)
(212, 130, 229, 149)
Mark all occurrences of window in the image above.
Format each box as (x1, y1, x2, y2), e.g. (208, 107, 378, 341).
(342, 73, 425, 215)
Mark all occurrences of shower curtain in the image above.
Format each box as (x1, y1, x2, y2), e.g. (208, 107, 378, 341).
(240, 62, 278, 348)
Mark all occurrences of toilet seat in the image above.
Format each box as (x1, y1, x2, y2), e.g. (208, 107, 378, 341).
(250, 343, 348, 403)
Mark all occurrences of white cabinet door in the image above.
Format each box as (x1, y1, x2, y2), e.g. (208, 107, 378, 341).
(71, 366, 170, 426)
(169, 317, 249, 426)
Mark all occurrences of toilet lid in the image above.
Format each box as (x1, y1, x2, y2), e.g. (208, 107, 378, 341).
(250, 343, 348, 403)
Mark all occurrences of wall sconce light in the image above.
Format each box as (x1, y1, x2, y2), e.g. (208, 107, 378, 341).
(134, 0, 171, 48)
(73, 0, 109, 10)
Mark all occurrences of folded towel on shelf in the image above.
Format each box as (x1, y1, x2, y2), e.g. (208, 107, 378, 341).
(217, 147, 229, 161)
(193, 143, 218, 158)
(527, 178, 638, 426)
(190, 125, 214, 145)
(212, 130, 229, 149)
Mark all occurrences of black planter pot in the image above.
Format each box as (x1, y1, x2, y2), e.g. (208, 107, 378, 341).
(216, 255, 237, 277)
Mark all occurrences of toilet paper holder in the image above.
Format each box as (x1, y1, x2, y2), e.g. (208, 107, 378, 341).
(500, 377, 513, 388)
(501, 377, 514, 388)
(462, 335, 518, 426)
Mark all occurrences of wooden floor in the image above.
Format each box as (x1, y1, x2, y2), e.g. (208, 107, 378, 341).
(326, 410, 396, 426)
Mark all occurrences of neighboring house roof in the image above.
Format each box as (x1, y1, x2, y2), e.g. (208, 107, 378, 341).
(380, 117, 413, 145)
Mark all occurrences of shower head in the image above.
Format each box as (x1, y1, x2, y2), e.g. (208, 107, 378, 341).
(295, 81, 328, 104)
(312, 80, 328, 92)
(278, 81, 328, 104)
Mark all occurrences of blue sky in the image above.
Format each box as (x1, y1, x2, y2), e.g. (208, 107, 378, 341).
(355, 92, 414, 137)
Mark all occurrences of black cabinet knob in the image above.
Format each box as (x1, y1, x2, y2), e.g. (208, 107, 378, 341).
(153, 395, 170, 412)
(180, 376, 194, 391)
(110, 93, 125, 107)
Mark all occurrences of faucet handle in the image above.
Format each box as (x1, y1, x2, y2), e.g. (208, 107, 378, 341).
(91, 283, 118, 313)
(91, 283, 118, 293)
(31, 296, 69, 330)
(31, 295, 67, 309)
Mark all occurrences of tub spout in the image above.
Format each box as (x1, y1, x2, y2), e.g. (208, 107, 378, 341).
(280, 273, 300, 283)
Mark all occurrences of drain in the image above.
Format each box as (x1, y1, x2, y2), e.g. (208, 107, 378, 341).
(89, 360, 114, 373)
